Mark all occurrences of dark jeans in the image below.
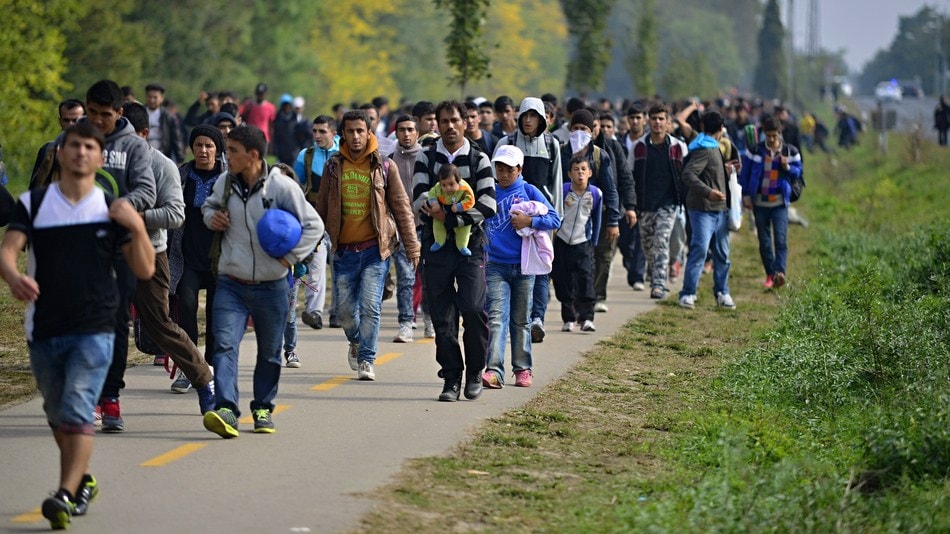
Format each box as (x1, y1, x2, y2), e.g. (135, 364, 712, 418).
(133, 252, 212, 388)
(100, 256, 136, 400)
(531, 273, 550, 323)
(552, 239, 596, 323)
(618, 222, 646, 287)
(422, 231, 488, 380)
(753, 205, 789, 276)
(175, 265, 217, 366)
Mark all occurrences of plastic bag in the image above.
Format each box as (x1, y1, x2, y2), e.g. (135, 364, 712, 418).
(727, 169, 742, 231)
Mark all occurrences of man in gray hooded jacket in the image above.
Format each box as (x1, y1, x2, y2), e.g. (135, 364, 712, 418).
(493, 97, 562, 343)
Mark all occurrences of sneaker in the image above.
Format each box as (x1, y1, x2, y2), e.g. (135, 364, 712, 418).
(347, 343, 359, 370)
(170, 369, 192, 394)
(93, 405, 102, 429)
(514, 369, 533, 387)
(482, 370, 503, 389)
(153, 354, 166, 366)
(764, 274, 774, 289)
(716, 292, 736, 309)
(632, 282, 645, 291)
(196, 382, 215, 414)
(100, 398, 124, 433)
(285, 350, 301, 368)
(423, 316, 435, 338)
(301, 310, 323, 329)
(41, 490, 74, 530)
(594, 301, 609, 312)
(203, 407, 239, 438)
(530, 318, 545, 343)
(773, 272, 786, 288)
(459, 247, 472, 256)
(252, 408, 275, 434)
(650, 286, 665, 299)
(581, 320, 596, 332)
(358, 360, 376, 381)
(393, 322, 414, 343)
(329, 315, 341, 328)
(561, 321, 575, 332)
(72, 475, 98, 516)
(678, 294, 696, 309)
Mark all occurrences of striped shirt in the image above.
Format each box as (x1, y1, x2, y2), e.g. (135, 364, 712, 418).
(412, 138, 497, 230)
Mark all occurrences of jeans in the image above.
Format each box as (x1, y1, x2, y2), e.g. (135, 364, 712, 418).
(392, 245, 417, 324)
(332, 245, 390, 364)
(283, 276, 299, 352)
(680, 210, 731, 298)
(531, 274, 550, 323)
(486, 262, 534, 382)
(30, 333, 114, 433)
(303, 234, 329, 316)
(211, 276, 289, 416)
(753, 205, 789, 275)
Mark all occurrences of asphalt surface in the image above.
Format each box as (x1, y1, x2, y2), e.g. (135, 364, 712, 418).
(0, 256, 661, 533)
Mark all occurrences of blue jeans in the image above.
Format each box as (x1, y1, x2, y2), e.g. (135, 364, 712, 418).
(283, 275, 299, 352)
(531, 273, 549, 323)
(30, 333, 114, 433)
(485, 262, 534, 382)
(212, 276, 289, 416)
(332, 245, 390, 364)
(753, 205, 789, 276)
(680, 210, 731, 297)
(392, 246, 416, 324)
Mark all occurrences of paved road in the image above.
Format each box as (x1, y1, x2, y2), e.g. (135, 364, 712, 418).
(0, 257, 659, 533)
(854, 95, 940, 141)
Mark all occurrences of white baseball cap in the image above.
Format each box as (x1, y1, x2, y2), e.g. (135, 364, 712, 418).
(492, 144, 524, 168)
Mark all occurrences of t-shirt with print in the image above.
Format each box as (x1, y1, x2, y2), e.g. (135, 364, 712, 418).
(338, 164, 375, 244)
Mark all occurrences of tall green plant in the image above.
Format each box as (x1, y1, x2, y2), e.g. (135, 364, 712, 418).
(630, 0, 658, 98)
(560, 0, 614, 93)
(434, 0, 494, 99)
(753, 0, 787, 100)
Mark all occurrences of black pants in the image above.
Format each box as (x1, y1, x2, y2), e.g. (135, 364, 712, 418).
(593, 224, 618, 301)
(175, 265, 218, 366)
(552, 239, 595, 323)
(101, 256, 136, 399)
(422, 232, 488, 380)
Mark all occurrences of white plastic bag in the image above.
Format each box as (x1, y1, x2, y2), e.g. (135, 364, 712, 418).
(727, 169, 742, 231)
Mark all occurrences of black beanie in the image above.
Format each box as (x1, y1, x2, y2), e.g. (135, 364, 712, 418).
(189, 124, 225, 154)
(569, 109, 595, 131)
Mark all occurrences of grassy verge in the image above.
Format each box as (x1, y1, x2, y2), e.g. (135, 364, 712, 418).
(355, 135, 949, 532)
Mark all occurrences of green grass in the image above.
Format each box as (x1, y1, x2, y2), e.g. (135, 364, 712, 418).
(353, 135, 950, 533)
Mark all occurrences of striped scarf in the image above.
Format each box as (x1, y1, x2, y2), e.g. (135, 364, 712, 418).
(759, 152, 782, 203)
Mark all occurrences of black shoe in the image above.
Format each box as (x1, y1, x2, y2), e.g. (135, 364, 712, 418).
(463, 372, 483, 400)
(42, 489, 74, 530)
(328, 315, 341, 328)
(72, 474, 98, 516)
(439, 377, 461, 402)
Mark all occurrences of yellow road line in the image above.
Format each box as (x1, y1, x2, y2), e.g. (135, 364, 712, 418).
(11, 508, 42, 524)
(140, 443, 208, 467)
(238, 404, 290, 425)
(416, 338, 434, 344)
(311, 375, 350, 391)
(374, 352, 402, 365)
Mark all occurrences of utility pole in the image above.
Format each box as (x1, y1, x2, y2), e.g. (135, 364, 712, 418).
(787, 0, 795, 105)
(806, 0, 819, 57)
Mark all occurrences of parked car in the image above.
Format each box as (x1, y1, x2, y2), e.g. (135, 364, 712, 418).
(898, 80, 924, 98)
(874, 80, 903, 102)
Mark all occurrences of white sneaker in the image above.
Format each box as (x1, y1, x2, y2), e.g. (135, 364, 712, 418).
(423, 316, 435, 338)
(632, 282, 646, 291)
(593, 301, 609, 313)
(347, 343, 359, 370)
(171, 369, 192, 393)
(678, 295, 697, 309)
(393, 322, 414, 343)
(530, 318, 545, 343)
(581, 320, 596, 332)
(561, 321, 575, 332)
(716, 292, 736, 309)
(357, 360, 376, 381)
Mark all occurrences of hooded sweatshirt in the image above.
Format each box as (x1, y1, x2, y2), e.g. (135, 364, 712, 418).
(337, 134, 379, 244)
(493, 97, 563, 215)
(484, 176, 560, 265)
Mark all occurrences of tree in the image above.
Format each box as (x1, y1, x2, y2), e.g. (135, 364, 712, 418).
(561, 0, 615, 93)
(434, 0, 494, 99)
(0, 1, 84, 186)
(753, 0, 787, 100)
(858, 6, 949, 94)
(627, 0, 658, 98)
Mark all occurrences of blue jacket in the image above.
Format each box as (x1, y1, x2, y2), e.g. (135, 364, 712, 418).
(293, 135, 341, 193)
(739, 141, 802, 206)
(485, 177, 561, 265)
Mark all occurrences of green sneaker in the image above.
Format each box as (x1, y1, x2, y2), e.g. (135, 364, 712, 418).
(252, 408, 275, 433)
(41, 490, 74, 530)
(72, 474, 98, 516)
(203, 408, 239, 438)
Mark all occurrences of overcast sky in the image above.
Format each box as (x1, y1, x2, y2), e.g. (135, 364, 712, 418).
(788, 0, 946, 73)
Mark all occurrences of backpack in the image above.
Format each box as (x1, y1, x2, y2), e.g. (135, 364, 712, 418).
(506, 131, 559, 168)
(783, 145, 805, 202)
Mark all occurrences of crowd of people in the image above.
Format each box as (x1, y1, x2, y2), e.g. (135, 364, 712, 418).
(1, 79, 818, 529)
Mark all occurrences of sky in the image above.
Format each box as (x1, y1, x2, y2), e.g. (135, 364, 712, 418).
(788, 0, 946, 73)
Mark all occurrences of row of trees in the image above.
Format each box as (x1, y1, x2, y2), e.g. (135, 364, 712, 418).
(2, 0, 841, 185)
